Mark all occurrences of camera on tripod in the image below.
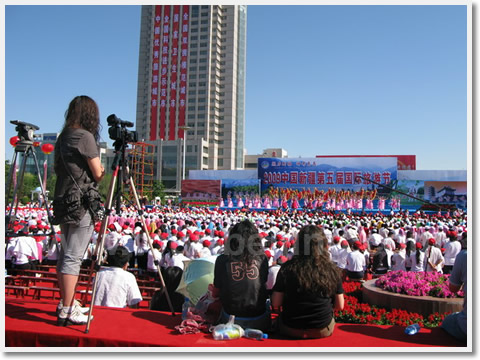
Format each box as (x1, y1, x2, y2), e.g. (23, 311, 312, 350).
(107, 114, 138, 150)
(10, 120, 40, 145)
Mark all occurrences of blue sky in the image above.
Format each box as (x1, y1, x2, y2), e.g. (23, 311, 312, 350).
(5, 4, 469, 170)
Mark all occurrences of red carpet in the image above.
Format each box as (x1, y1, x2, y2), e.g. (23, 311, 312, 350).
(5, 298, 465, 348)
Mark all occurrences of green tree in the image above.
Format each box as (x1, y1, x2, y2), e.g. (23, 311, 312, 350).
(46, 174, 57, 200)
(152, 180, 166, 203)
(98, 173, 112, 201)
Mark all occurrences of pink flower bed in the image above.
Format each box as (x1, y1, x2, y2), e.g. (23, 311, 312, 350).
(375, 270, 464, 298)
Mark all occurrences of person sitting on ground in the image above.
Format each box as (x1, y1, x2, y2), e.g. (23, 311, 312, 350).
(93, 246, 143, 308)
(271, 225, 344, 339)
(213, 219, 271, 332)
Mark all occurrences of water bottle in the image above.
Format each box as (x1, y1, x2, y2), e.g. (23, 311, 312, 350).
(212, 315, 244, 340)
(182, 297, 190, 320)
(404, 323, 421, 335)
(244, 328, 268, 340)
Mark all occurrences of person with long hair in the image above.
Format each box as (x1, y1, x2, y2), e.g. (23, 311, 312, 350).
(271, 225, 344, 339)
(213, 219, 271, 332)
(53, 96, 105, 326)
(404, 240, 415, 271)
(409, 242, 426, 272)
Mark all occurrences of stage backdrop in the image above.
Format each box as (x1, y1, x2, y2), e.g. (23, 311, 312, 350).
(258, 157, 397, 194)
(189, 169, 259, 198)
(424, 181, 467, 209)
(180, 180, 221, 207)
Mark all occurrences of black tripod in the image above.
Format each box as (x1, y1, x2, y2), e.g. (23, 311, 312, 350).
(84, 116, 175, 333)
(5, 120, 56, 248)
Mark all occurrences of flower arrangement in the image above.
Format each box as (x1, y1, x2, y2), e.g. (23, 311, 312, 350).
(334, 281, 451, 328)
(374, 271, 464, 298)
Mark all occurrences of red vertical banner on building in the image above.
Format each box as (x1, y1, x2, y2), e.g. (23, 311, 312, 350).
(168, 5, 180, 141)
(159, 5, 170, 140)
(149, 5, 162, 141)
(178, 5, 189, 139)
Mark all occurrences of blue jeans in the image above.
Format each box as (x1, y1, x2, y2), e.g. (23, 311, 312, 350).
(217, 303, 272, 333)
(441, 312, 467, 342)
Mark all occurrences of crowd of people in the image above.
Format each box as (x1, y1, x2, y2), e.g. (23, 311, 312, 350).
(6, 202, 468, 337)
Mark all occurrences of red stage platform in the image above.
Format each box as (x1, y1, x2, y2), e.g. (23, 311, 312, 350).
(5, 298, 466, 349)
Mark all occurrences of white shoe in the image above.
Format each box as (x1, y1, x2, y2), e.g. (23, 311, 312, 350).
(57, 306, 92, 326)
(56, 299, 90, 316)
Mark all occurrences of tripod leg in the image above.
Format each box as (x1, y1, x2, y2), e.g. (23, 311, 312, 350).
(84, 166, 120, 333)
(28, 148, 58, 248)
(125, 165, 176, 316)
(5, 153, 19, 231)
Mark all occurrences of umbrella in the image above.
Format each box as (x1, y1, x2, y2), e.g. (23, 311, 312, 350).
(176, 257, 216, 305)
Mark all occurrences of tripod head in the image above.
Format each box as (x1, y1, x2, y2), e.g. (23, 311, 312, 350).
(10, 120, 40, 152)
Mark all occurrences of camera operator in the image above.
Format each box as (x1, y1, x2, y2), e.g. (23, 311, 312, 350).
(53, 96, 105, 326)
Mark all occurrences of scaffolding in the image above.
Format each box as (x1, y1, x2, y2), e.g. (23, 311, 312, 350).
(128, 142, 155, 202)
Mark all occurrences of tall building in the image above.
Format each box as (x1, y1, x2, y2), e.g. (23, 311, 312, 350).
(136, 5, 247, 192)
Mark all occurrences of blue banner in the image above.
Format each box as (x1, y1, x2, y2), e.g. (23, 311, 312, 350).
(258, 157, 397, 194)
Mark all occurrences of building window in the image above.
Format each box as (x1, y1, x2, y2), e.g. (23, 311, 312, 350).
(203, 146, 209, 154)
(218, 148, 223, 156)
(217, 158, 223, 167)
(203, 157, 208, 165)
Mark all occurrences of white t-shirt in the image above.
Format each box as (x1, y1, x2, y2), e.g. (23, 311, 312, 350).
(147, 248, 162, 272)
(409, 251, 426, 272)
(444, 241, 461, 266)
(93, 267, 142, 308)
(346, 250, 365, 272)
(266, 265, 281, 290)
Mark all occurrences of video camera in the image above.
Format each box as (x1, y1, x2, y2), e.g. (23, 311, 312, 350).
(10, 120, 40, 143)
(107, 114, 138, 150)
